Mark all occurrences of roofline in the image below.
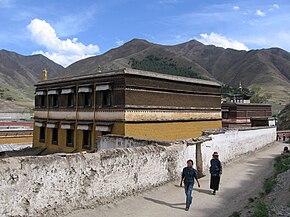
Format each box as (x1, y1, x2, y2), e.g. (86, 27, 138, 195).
(35, 68, 221, 87)
(222, 102, 272, 106)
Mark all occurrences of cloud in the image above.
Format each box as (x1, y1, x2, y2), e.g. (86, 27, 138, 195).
(116, 40, 124, 46)
(197, 32, 249, 51)
(27, 18, 99, 67)
(233, 6, 240, 11)
(256, 9, 265, 17)
(272, 4, 279, 9)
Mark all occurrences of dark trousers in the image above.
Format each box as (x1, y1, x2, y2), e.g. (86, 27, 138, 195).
(210, 175, 220, 191)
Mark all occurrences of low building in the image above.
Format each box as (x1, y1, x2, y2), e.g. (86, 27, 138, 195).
(222, 103, 272, 128)
(33, 68, 222, 153)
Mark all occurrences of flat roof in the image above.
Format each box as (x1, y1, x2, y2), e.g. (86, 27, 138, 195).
(35, 68, 220, 87)
(222, 102, 272, 106)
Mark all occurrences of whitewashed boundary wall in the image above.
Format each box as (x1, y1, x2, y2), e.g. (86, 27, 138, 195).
(201, 127, 276, 172)
(0, 127, 275, 216)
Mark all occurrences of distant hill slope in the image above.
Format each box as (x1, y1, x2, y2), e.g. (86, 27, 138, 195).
(0, 50, 64, 112)
(64, 39, 290, 114)
(277, 103, 290, 130)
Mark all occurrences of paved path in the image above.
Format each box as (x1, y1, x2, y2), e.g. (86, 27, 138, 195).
(66, 142, 284, 217)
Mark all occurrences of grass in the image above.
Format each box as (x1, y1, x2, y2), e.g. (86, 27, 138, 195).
(228, 211, 240, 217)
(263, 177, 277, 194)
(263, 153, 290, 194)
(251, 202, 268, 217)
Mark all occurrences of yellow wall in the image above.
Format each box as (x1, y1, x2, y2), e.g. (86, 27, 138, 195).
(111, 122, 125, 135)
(33, 126, 46, 148)
(33, 120, 220, 152)
(124, 120, 222, 140)
(0, 136, 32, 144)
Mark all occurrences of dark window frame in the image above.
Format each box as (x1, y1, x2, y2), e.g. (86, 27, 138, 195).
(96, 90, 112, 108)
(39, 127, 45, 143)
(82, 130, 91, 150)
(67, 93, 75, 108)
(84, 93, 92, 108)
(52, 128, 58, 145)
(52, 94, 59, 108)
(66, 129, 74, 147)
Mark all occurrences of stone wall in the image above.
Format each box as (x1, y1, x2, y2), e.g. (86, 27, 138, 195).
(0, 127, 276, 217)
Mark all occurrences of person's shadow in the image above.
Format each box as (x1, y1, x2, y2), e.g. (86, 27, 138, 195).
(143, 197, 185, 210)
(192, 188, 213, 195)
(174, 184, 212, 195)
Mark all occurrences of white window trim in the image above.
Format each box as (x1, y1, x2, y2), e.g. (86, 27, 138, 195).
(96, 84, 110, 91)
(78, 87, 92, 93)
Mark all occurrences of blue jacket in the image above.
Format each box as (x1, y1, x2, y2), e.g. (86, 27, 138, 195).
(182, 167, 198, 184)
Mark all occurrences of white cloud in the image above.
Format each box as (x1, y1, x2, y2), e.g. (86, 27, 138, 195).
(233, 6, 240, 11)
(256, 9, 265, 17)
(116, 40, 124, 46)
(27, 18, 99, 67)
(273, 4, 279, 9)
(198, 32, 249, 51)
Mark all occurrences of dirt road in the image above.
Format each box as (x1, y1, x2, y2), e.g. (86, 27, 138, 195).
(66, 142, 284, 217)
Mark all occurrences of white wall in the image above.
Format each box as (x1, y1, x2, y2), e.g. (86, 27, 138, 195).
(201, 127, 276, 171)
(0, 127, 276, 217)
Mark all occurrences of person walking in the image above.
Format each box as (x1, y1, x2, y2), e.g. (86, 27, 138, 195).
(180, 159, 200, 211)
(210, 151, 222, 195)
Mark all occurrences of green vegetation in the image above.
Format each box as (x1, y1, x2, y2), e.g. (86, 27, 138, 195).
(221, 84, 253, 97)
(228, 211, 240, 217)
(277, 102, 290, 130)
(263, 177, 276, 194)
(251, 202, 269, 217)
(250, 85, 272, 103)
(129, 55, 204, 79)
(274, 153, 290, 176)
(263, 153, 290, 194)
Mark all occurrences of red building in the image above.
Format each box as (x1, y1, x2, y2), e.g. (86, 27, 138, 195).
(222, 103, 273, 128)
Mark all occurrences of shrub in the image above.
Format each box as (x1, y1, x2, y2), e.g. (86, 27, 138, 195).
(251, 202, 268, 217)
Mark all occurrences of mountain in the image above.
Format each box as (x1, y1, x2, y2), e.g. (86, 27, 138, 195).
(0, 50, 64, 112)
(2, 39, 290, 115)
(64, 39, 290, 114)
(277, 103, 290, 130)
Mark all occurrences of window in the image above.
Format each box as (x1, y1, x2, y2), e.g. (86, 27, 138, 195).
(82, 130, 91, 149)
(40, 95, 46, 107)
(52, 95, 58, 107)
(84, 93, 92, 107)
(39, 127, 45, 143)
(67, 93, 75, 107)
(78, 86, 92, 108)
(48, 90, 59, 108)
(102, 90, 111, 107)
(35, 91, 47, 108)
(66, 129, 74, 147)
(52, 128, 58, 145)
(96, 90, 112, 108)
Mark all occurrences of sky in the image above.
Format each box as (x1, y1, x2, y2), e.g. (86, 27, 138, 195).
(0, 0, 290, 67)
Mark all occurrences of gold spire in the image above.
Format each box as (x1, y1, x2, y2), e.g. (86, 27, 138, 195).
(42, 68, 48, 81)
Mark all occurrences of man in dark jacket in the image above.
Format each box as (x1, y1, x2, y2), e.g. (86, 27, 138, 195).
(180, 159, 200, 211)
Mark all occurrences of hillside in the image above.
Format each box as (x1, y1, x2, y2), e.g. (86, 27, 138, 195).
(0, 50, 64, 112)
(277, 103, 290, 130)
(2, 39, 290, 115)
(64, 39, 290, 114)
